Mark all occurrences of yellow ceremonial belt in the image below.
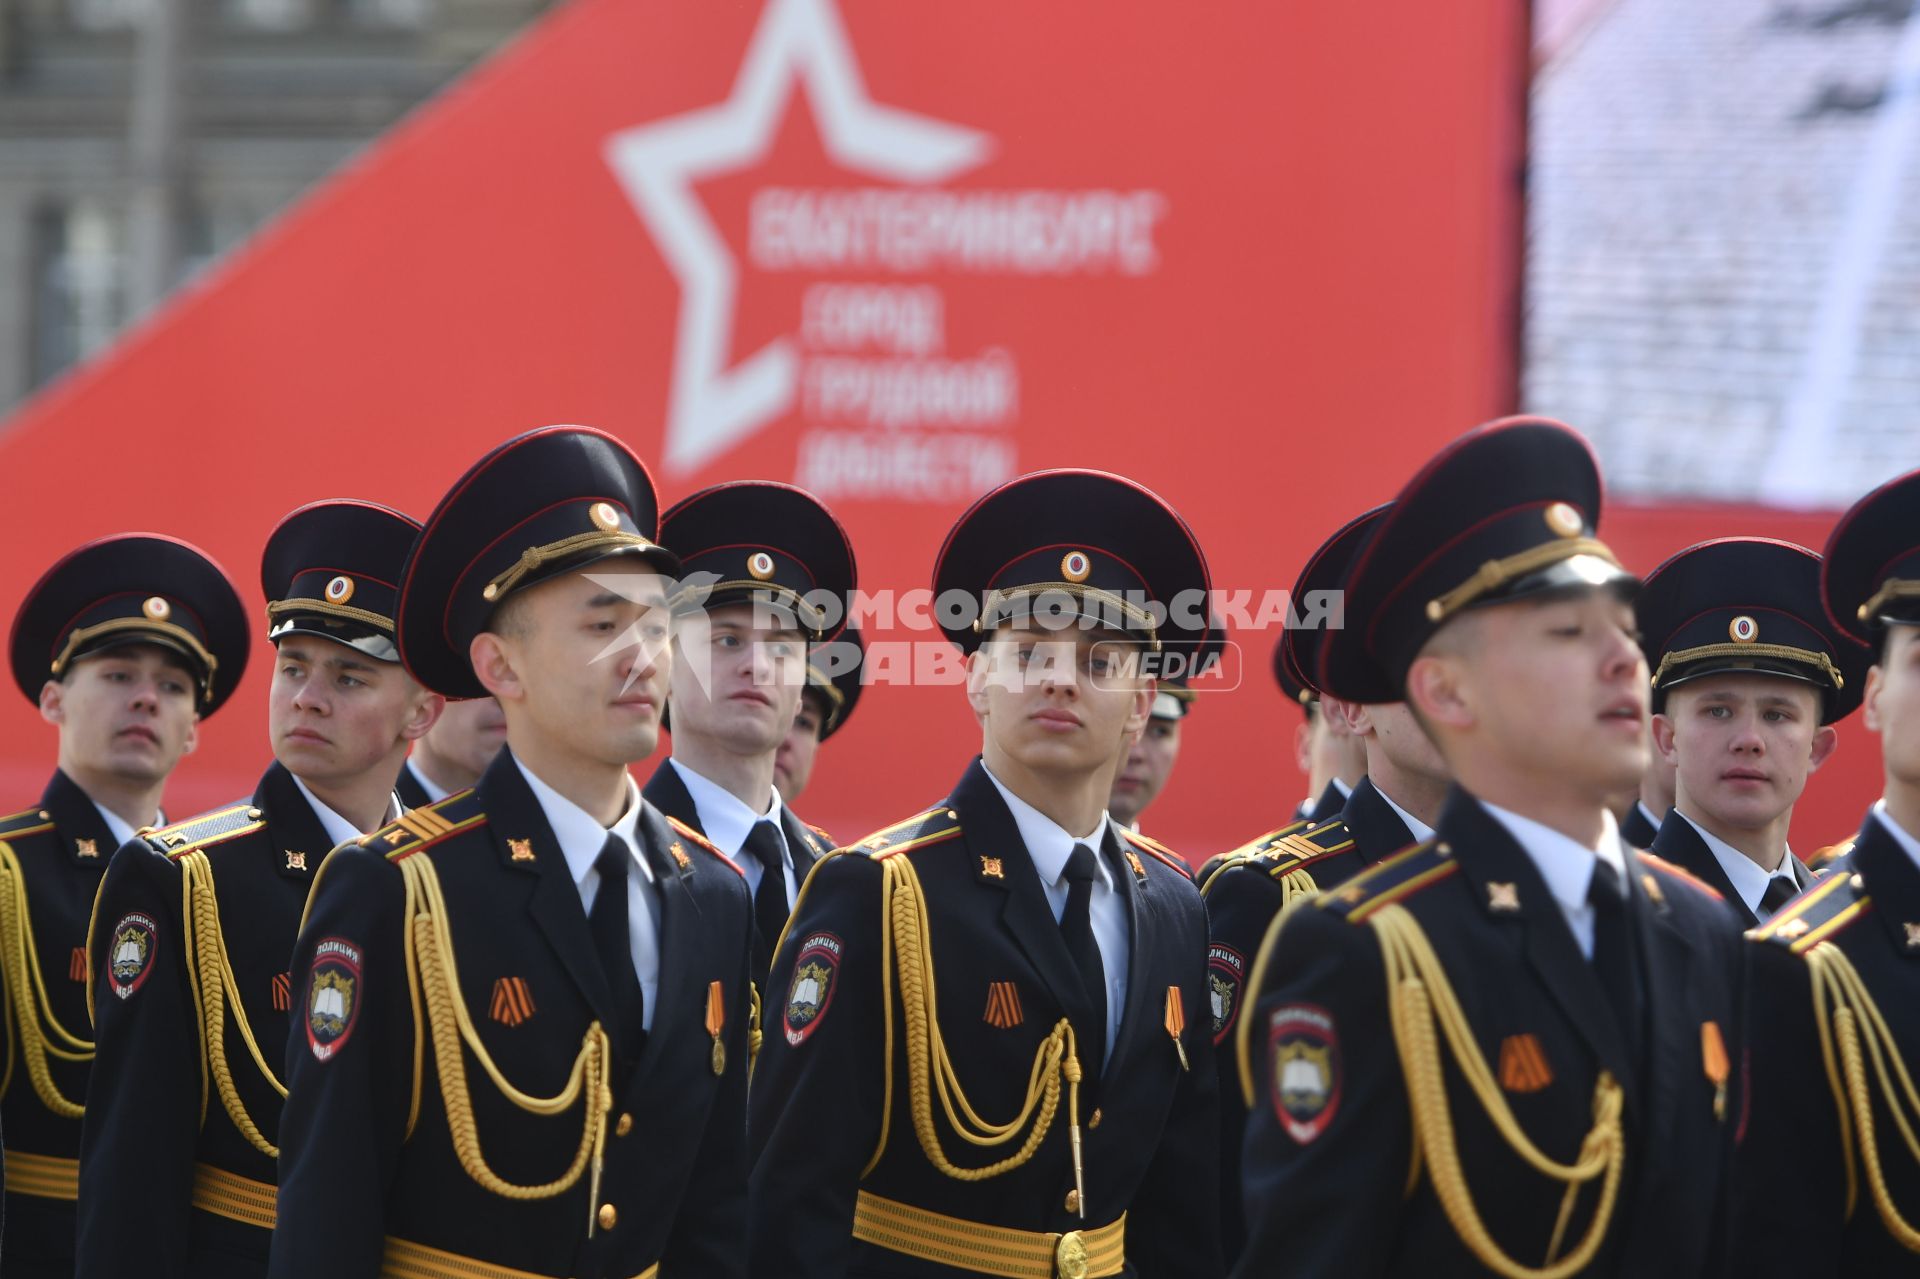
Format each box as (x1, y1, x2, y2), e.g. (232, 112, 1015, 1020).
(380, 1237, 658, 1279)
(3, 1150, 79, 1200)
(190, 1162, 277, 1229)
(852, 1191, 1124, 1279)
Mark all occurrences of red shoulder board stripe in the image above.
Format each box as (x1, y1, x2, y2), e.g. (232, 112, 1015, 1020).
(667, 816, 746, 878)
(1636, 851, 1723, 901)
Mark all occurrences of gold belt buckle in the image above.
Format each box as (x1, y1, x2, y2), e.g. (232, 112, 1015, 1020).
(1054, 1229, 1089, 1279)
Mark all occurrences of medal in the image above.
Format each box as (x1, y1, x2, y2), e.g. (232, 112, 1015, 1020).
(707, 980, 727, 1076)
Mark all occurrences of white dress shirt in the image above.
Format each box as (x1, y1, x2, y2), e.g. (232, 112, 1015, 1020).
(982, 763, 1129, 1057)
(291, 775, 400, 848)
(1481, 801, 1628, 961)
(92, 801, 139, 851)
(1872, 799, 1920, 875)
(515, 758, 661, 1031)
(404, 758, 453, 804)
(668, 759, 796, 908)
(1374, 786, 1437, 846)
(1673, 810, 1798, 919)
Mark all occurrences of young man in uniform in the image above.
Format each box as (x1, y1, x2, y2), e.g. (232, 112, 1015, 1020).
(78, 500, 440, 1279)
(749, 468, 1223, 1278)
(0, 535, 248, 1279)
(1737, 466, 1920, 1270)
(268, 427, 754, 1279)
(1637, 537, 1864, 928)
(772, 625, 864, 808)
(1234, 418, 1743, 1279)
(397, 694, 507, 806)
(1202, 502, 1451, 1265)
(642, 480, 855, 986)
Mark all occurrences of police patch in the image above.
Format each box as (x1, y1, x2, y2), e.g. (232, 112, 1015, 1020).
(306, 937, 363, 1062)
(1269, 1004, 1341, 1144)
(1207, 943, 1246, 1044)
(784, 932, 843, 1046)
(107, 912, 159, 1000)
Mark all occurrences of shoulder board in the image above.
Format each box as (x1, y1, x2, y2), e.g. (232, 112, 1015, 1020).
(1256, 818, 1356, 880)
(806, 822, 835, 846)
(1314, 838, 1459, 924)
(1747, 869, 1866, 953)
(1634, 850, 1723, 902)
(0, 805, 57, 841)
(1227, 818, 1313, 860)
(665, 816, 745, 879)
(365, 789, 490, 862)
(1807, 837, 1855, 871)
(145, 803, 264, 858)
(1120, 828, 1193, 878)
(852, 806, 962, 858)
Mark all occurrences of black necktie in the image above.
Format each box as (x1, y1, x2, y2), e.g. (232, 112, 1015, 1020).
(589, 835, 647, 1060)
(1587, 859, 1643, 1070)
(1061, 843, 1108, 1080)
(743, 820, 791, 978)
(1760, 873, 1799, 918)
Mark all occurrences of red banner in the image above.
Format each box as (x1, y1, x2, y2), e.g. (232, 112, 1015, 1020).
(0, 0, 1549, 856)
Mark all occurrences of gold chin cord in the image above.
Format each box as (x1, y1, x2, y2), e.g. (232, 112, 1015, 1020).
(866, 853, 1089, 1216)
(1806, 941, 1920, 1252)
(397, 854, 614, 1235)
(0, 839, 92, 1116)
(178, 851, 290, 1154)
(1371, 903, 1625, 1279)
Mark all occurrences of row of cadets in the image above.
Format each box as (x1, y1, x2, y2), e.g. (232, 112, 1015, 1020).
(267, 427, 756, 1279)
(749, 468, 1225, 1277)
(640, 480, 857, 988)
(0, 536, 249, 1279)
(77, 501, 442, 1279)
(1736, 466, 1920, 1270)
(1204, 499, 1454, 1265)
(1232, 417, 1744, 1277)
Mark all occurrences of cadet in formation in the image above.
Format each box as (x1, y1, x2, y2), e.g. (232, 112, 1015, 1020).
(1635, 537, 1864, 928)
(78, 500, 439, 1279)
(396, 693, 506, 808)
(0, 535, 247, 1279)
(1736, 465, 1920, 1272)
(1234, 417, 1743, 1278)
(1204, 500, 1452, 1265)
(641, 480, 855, 987)
(268, 427, 754, 1279)
(750, 468, 1223, 1278)
(773, 624, 864, 808)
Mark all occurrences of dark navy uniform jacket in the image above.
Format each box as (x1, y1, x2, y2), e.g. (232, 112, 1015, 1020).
(1234, 788, 1743, 1279)
(268, 748, 753, 1279)
(641, 760, 832, 985)
(0, 771, 123, 1277)
(1736, 812, 1920, 1275)
(1619, 802, 1660, 851)
(1649, 810, 1813, 931)
(77, 763, 335, 1279)
(394, 759, 439, 812)
(1202, 775, 1417, 1263)
(748, 758, 1221, 1278)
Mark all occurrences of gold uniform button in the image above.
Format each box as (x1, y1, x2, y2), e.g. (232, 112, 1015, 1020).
(616, 1112, 633, 1137)
(598, 1203, 618, 1230)
(1088, 1108, 1102, 1129)
(1064, 1188, 1080, 1214)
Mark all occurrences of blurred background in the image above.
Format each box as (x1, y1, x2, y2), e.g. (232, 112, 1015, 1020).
(0, 0, 1910, 853)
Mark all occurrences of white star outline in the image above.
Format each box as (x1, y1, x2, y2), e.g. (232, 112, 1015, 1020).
(581, 566, 693, 699)
(604, 0, 995, 476)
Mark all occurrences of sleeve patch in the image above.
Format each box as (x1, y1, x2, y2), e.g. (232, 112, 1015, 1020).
(1208, 943, 1246, 1045)
(306, 937, 364, 1062)
(783, 932, 843, 1046)
(106, 912, 160, 1000)
(1269, 1003, 1341, 1144)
